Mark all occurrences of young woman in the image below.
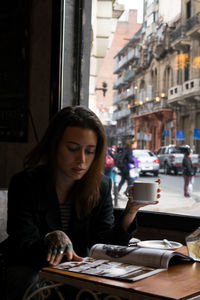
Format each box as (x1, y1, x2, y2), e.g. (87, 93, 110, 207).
(1, 106, 159, 299)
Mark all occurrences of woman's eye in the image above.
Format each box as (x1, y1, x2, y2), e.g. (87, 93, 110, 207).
(67, 146, 95, 155)
(67, 146, 79, 152)
(85, 150, 95, 155)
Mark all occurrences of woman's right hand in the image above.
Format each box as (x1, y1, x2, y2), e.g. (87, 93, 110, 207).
(44, 230, 83, 266)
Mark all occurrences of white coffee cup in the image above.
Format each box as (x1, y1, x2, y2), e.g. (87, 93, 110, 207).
(127, 181, 158, 204)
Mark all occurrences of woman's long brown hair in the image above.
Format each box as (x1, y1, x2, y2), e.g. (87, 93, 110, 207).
(24, 106, 107, 218)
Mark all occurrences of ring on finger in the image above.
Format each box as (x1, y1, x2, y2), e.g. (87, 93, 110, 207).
(57, 245, 66, 255)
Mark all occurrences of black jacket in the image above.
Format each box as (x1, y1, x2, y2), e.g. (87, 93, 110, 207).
(1, 165, 136, 269)
(182, 156, 194, 176)
(121, 148, 134, 176)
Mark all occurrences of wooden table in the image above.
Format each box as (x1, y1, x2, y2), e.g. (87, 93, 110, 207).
(24, 247, 200, 300)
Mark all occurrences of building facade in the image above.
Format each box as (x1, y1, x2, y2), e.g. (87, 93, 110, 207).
(168, 0, 200, 153)
(89, 0, 124, 113)
(112, 0, 200, 153)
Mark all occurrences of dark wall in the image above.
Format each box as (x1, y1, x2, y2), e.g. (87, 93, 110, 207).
(0, 0, 92, 187)
(0, 0, 53, 187)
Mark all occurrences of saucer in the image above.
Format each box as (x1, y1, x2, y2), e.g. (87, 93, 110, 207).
(137, 240, 182, 250)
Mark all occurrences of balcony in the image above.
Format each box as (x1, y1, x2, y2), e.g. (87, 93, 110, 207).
(170, 25, 187, 50)
(127, 48, 140, 61)
(113, 56, 128, 74)
(112, 91, 127, 105)
(133, 98, 169, 117)
(168, 78, 200, 103)
(113, 69, 136, 89)
(182, 78, 200, 99)
(113, 48, 139, 74)
(112, 93, 120, 105)
(116, 124, 134, 136)
(123, 69, 135, 83)
(112, 87, 136, 105)
(186, 12, 200, 38)
(126, 87, 136, 98)
(112, 107, 131, 121)
(113, 76, 124, 89)
(170, 25, 186, 42)
(168, 85, 183, 103)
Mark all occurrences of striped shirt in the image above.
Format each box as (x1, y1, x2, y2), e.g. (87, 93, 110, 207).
(59, 201, 72, 233)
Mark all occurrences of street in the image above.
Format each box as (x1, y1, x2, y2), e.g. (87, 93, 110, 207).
(114, 170, 200, 217)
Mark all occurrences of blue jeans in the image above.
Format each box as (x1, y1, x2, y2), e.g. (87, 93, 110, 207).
(118, 172, 133, 192)
(183, 175, 191, 196)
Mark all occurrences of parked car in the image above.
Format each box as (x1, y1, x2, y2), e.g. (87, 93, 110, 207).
(156, 144, 199, 175)
(132, 149, 159, 176)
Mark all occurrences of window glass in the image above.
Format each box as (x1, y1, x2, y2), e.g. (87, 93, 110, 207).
(89, 0, 200, 219)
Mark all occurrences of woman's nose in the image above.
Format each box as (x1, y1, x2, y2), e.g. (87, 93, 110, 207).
(76, 149, 86, 163)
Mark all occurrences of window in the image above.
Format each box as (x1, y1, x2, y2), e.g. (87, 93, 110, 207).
(89, 0, 200, 227)
(186, 1, 191, 19)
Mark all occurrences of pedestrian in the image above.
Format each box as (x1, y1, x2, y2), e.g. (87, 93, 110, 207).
(104, 147, 114, 179)
(118, 139, 135, 195)
(182, 148, 195, 197)
(110, 145, 118, 185)
(0, 106, 160, 299)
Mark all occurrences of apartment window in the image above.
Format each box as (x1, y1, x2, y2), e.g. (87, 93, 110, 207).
(186, 1, 191, 19)
(184, 65, 189, 82)
(153, 11, 158, 23)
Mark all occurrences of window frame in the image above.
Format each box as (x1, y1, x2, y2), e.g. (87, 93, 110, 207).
(137, 210, 200, 232)
(114, 208, 200, 234)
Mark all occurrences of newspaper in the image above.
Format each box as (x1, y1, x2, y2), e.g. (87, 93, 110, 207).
(51, 244, 192, 282)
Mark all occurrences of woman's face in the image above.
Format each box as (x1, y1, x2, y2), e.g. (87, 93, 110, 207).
(56, 126, 97, 183)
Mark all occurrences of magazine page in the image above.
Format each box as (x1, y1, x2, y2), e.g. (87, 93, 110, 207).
(50, 244, 192, 282)
(88, 244, 192, 269)
(53, 256, 165, 282)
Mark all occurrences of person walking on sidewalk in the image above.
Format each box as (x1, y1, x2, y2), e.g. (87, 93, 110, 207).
(118, 140, 135, 195)
(182, 148, 195, 197)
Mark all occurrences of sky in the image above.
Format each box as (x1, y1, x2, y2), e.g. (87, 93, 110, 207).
(117, 0, 144, 23)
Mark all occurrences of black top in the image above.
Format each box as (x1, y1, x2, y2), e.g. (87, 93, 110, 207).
(1, 165, 137, 270)
(182, 156, 194, 176)
(121, 148, 134, 176)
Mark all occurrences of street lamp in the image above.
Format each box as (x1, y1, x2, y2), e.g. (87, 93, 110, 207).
(155, 96, 160, 102)
(95, 81, 108, 97)
(160, 92, 166, 98)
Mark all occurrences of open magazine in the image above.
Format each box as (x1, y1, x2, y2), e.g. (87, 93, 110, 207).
(48, 243, 193, 282)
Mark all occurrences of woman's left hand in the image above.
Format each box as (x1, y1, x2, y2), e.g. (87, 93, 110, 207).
(125, 179, 161, 212)
(44, 230, 83, 266)
(122, 179, 161, 230)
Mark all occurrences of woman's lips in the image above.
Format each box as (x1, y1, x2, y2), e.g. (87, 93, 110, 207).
(71, 167, 85, 174)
